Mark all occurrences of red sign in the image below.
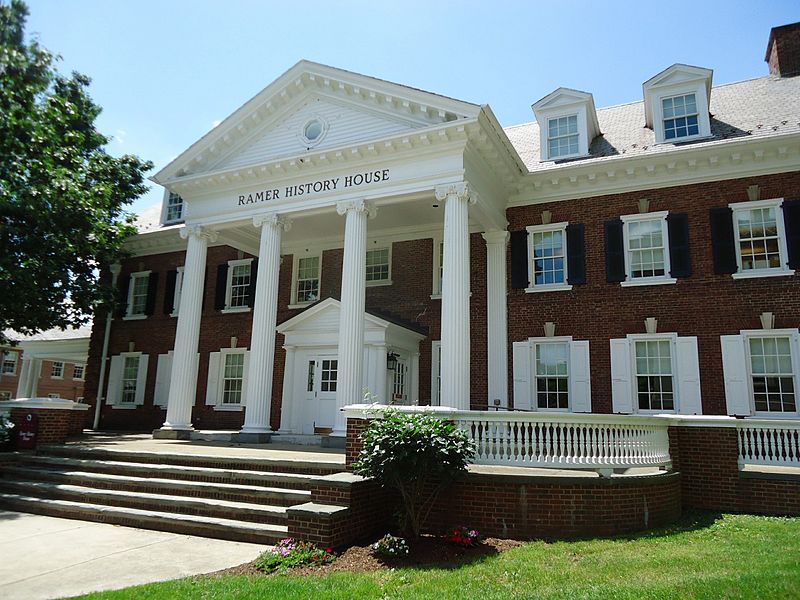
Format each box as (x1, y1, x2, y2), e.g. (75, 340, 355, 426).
(17, 412, 38, 450)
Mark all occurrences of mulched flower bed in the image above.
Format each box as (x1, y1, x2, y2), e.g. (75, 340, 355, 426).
(214, 535, 522, 577)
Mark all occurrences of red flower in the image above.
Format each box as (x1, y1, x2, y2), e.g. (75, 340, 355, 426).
(326, 547, 333, 553)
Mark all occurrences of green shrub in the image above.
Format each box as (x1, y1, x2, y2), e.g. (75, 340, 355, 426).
(352, 410, 475, 538)
(0, 415, 14, 446)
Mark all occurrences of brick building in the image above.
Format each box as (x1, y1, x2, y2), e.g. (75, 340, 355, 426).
(86, 23, 800, 440)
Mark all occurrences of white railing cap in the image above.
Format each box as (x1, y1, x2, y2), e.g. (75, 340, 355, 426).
(0, 397, 88, 411)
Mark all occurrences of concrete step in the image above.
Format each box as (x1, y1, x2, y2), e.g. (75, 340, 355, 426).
(19, 455, 321, 490)
(0, 492, 287, 545)
(0, 479, 288, 525)
(39, 445, 345, 476)
(2, 465, 311, 506)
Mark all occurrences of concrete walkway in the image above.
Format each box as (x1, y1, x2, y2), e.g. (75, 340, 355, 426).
(0, 510, 266, 599)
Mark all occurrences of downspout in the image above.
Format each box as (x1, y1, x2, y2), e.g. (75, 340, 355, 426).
(93, 262, 121, 430)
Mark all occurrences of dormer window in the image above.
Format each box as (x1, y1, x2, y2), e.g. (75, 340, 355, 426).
(662, 93, 699, 140)
(547, 115, 579, 158)
(643, 64, 712, 145)
(162, 190, 184, 225)
(532, 88, 600, 162)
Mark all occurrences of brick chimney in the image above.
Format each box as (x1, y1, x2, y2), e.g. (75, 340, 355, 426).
(765, 22, 800, 77)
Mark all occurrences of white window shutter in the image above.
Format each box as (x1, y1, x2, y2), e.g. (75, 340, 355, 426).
(241, 351, 251, 406)
(610, 338, 633, 413)
(512, 341, 532, 410)
(154, 352, 173, 408)
(106, 356, 123, 405)
(569, 340, 591, 413)
(134, 355, 149, 406)
(720, 335, 752, 416)
(205, 352, 222, 405)
(676, 336, 702, 414)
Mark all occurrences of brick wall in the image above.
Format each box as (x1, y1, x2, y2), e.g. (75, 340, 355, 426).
(35, 360, 86, 401)
(507, 171, 800, 415)
(9, 408, 77, 445)
(767, 23, 800, 78)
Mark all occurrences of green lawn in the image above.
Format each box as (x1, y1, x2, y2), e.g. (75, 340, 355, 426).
(77, 513, 800, 600)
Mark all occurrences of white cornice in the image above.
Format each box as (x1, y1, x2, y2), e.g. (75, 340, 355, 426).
(508, 132, 800, 206)
(124, 228, 187, 257)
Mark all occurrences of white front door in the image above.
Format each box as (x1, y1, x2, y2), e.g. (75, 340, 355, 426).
(302, 355, 338, 434)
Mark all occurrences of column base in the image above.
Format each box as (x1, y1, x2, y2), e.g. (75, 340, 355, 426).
(152, 428, 193, 440)
(233, 432, 272, 444)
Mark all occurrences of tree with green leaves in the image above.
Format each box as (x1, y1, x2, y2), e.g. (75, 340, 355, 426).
(352, 410, 475, 538)
(0, 0, 152, 344)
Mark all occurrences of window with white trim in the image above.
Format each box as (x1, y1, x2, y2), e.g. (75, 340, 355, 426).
(73, 364, 85, 380)
(225, 259, 252, 310)
(126, 271, 151, 317)
(221, 352, 245, 405)
(294, 255, 321, 305)
(431, 341, 441, 405)
(51, 361, 64, 379)
(165, 192, 184, 224)
(320, 359, 338, 392)
(120, 355, 140, 404)
(731, 199, 791, 277)
(1, 351, 17, 375)
(432, 239, 444, 297)
(661, 93, 699, 141)
(721, 330, 799, 417)
(526, 223, 571, 292)
(547, 114, 579, 159)
(366, 247, 391, 285)
(512, 337, 591, 412)
(171, 267, 184, 316)
(610, 334, 702, 415)
(620, 212, 675, 285)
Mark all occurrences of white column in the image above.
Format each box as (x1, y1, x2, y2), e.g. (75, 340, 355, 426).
(483, 230, 510, 409)
(332, 199, 375, 436)
(16, 357, 33, 398)
(436, 182, 474, 411)
(161, 225, 217, 431)
(29, 359, 41, 398)
(241, 213, 291, 435)
(278, 345, 296, 433)
(410, 352, 420, 405)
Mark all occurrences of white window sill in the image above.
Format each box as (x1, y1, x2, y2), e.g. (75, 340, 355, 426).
(123, 314, 148, 321)
(731, 269, 795, 280)
(221, 307, 251, 314)
(430, 293, 441, 300)
(214, 404, 244, 412)
(51, 377, 63, 381)
(654, 133, 713, 146)
(540, 152, 590, 162)
(366, 279, 393, 288)
(525, 284, 573, 294)
(288, 302, 314, 310)
(111, 404, 138, 410)
(72, 378, 84, 382)
(620, 277, 677, 288)
(170, 312, 179, 318)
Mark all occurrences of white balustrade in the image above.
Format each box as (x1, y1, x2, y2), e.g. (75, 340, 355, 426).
(737, 420, 800, 467)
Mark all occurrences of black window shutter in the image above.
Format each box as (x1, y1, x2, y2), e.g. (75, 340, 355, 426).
(667, 213, 692, 278)
(248, 259, 258, 307)
(144, 272, 159, 316)
(709, 207, 738, 274)
(214, 264, 229, 311)
(782, 200, 800, 269)
(510, 230, 529, 289)
(116, 274, 130, 317)
(604, 219, 626, 283)
(566, 223, 586, 285)
(163, 270, 177, 315)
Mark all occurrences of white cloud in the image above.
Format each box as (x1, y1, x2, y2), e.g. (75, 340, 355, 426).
(114, 129, 127, 145)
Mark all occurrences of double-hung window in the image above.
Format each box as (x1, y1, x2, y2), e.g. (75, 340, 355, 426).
(730, 199, 792, 278)
(126, 271, 151, 318)
(120, 356, 140, 404)
(73, 364, 85, 380)
(431, 239, 444, 297)
(615, 211, 679, 286)
(221, 352, 245, 405)
(366, 247, 391, 285)
(610, 334, 702, 414)
(225, 259, 252, 311)
(662, 93, 699, 141)
(721, 330, 800, 417)
(106, 352, 149, 407)
(293, 255, 321, 305)
(164, 192, 184, 224)
(547, 115, 579, 159)
(206, 348, 250, 410)
(512, 337, 591, 412)
(526, 223, 571, 292)
(51, 361, 64, 379)
(1, 351, 17, 375)
(171, 267, 185, 316)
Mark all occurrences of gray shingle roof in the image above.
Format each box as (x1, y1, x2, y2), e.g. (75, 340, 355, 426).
(505, 75, 800, 172)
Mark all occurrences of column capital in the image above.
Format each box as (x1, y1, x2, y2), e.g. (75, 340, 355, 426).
(434, 182, 476, 205)
(482, 230, 510, 245)
(180, 224, 218, 243)
(336, 199, 377, 218)
(253, 212, 292, 232)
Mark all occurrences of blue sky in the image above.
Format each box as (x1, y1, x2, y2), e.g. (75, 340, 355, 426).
(23, 0, 800, 215)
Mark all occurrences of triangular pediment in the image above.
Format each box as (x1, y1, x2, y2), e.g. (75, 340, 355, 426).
(532, 87, 593, 111)
(153, 61, 480, 184)
(277, 298, 393, 334)
(644, 64, 713, 89)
